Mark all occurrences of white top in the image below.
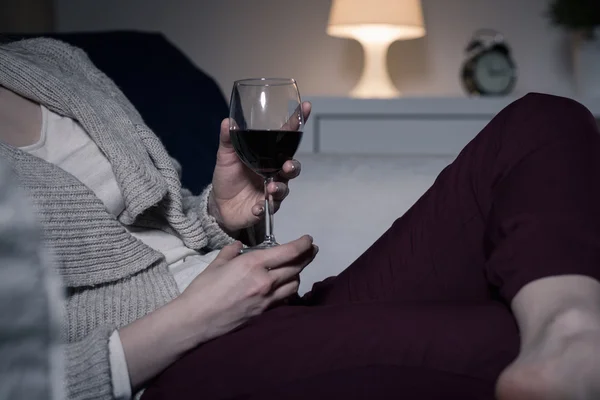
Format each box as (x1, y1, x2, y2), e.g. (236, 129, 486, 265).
(23, 105, 219, 399)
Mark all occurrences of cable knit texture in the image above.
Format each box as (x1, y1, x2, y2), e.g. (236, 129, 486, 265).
(0, 38, 235, 399)
(0, 158, 64, 400)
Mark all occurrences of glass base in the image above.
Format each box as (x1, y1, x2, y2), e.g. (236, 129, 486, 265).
(239, 238, 279, 254)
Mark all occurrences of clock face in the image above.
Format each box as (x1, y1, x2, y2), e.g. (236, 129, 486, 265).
(473, 51, 515, 94)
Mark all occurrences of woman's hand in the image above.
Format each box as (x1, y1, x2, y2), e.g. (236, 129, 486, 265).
(209, 102, 311, 234)
(180, 235, 317, 341)
(120, 236, 317, 391)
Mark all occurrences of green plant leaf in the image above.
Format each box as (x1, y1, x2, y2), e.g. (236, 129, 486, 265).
(547, 0, 600, 38)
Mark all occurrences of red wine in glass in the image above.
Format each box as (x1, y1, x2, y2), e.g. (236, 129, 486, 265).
(230, 130, 303, 177)
(229, 78, 304, 253)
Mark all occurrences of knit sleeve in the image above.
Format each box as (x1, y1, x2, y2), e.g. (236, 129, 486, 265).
(65, 325, 116, 400)
(181, 184, 236, 251)
(0, 159, 64, 400)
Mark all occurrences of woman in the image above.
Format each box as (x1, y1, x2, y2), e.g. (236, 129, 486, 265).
(1, 37, 599, 400)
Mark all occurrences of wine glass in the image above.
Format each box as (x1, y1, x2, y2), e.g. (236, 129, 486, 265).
(229, 78, 304, 253)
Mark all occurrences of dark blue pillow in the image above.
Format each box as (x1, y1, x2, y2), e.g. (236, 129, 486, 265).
(4, 31, 227, 194)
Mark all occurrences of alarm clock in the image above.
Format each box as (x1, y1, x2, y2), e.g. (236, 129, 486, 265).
(461, 30, 517, 96)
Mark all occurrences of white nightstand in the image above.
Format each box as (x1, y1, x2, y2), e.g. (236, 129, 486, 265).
(299, 96, 600, 156)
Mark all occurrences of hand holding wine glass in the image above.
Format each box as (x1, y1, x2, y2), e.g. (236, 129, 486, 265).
(229, 78, 305, 252)
(208, 79, 309, 250)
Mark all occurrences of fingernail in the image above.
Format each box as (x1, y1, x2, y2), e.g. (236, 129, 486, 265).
(258, 207, 265, 214)
(313, 245, 319, 252)
(290, 163, 296, 171)
(308, 235, 314, 243)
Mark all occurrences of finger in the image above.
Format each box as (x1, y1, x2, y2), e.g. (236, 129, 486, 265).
(279, 159, 301, 180)
(218, 118, 235, 151)
(259, 200, 282, 215)
(268, 278, 301, 303)
(209, 241, 243, 268)
(251, 200, 285, 217)
(251, 203, 265, 217)
(248, 235, 315, 270)
(276, 101, 311, 133)
(254, 196, 287, 217)
(265, 244, 319, 287)
(280, 104, 303, 132)
(267, 181, 290, 201)
(302, 101, 312, 123)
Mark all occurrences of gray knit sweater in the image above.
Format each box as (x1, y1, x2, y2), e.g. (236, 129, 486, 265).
(0, 157, 64, 400)
(0, 38, 235, 399)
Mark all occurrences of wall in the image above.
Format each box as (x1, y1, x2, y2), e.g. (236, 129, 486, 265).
(1, 0, 54, 32)
(56, 0, 576, 99)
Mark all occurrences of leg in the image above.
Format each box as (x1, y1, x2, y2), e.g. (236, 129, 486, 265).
(142, 301, 519, 400)
(306, 93, 600, 398)
(497, 277, 600, 400)
(303, 182, 493, 304)
(444, 93, 600, 399)
(304, 116, 507, 305)
(305, 93, 600, 307)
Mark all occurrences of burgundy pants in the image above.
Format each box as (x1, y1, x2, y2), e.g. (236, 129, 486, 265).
(142, 93, 600, 400)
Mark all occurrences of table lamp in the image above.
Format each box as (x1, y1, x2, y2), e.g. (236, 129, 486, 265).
(327, 0, 426, 98)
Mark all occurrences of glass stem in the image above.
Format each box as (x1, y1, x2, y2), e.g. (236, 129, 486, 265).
(263, 176, 276, 244)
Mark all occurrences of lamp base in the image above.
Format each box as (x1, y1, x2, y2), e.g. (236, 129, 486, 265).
(350, 78, 401, 99)
(351, 37, 401, 99)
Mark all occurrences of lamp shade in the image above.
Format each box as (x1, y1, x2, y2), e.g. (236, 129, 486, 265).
(327, 0, 425, 42)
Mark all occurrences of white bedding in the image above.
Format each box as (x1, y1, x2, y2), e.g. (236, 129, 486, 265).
(275, 153, 455, 294)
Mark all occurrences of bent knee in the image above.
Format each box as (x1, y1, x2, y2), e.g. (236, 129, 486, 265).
(504, 92, 598, 143)
(520, 93, 592, 117)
